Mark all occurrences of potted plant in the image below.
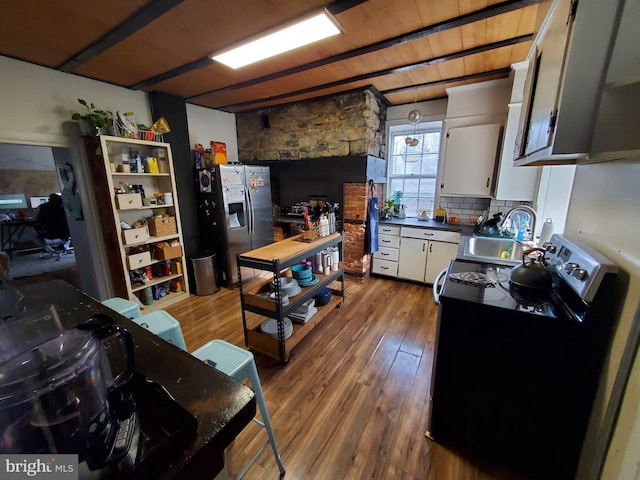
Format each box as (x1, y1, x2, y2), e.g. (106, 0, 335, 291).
(380, 198, 395, 219)
(71, 98, 114, 136)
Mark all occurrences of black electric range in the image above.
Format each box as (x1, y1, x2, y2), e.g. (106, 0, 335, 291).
(440, 260, 565, 318)
(427, 235, 618, 480)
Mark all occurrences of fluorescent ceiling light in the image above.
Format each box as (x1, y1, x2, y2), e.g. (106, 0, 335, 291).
(211, 10, 341, 69)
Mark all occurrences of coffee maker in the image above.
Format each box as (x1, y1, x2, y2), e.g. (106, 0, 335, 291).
(0, 309, 139, 471)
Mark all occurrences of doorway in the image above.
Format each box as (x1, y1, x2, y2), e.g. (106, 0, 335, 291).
(0, 143, 82, 289)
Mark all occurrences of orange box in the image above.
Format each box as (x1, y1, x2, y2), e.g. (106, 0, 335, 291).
(154, 244, 182, 260)
(211, 141, 227, 164)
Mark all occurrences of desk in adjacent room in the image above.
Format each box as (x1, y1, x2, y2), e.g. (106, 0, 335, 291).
(0, 280, 256, 479)
(0, 217, 37, 258)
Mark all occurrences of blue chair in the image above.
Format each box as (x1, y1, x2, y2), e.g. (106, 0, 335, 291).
(101, 297, 141, 319)
(192, 339, 285, 479)
(134, 310, 187, 351)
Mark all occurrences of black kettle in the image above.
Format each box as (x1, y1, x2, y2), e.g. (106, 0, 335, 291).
(509, 247, 553, 292)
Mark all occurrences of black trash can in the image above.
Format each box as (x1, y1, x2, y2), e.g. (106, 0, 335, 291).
(191, 253, 219, 296)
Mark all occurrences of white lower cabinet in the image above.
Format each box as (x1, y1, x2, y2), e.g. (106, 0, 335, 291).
(398, 237, 429, 282)
(397, 228, 460, 284)
(424, 241, 459, 284)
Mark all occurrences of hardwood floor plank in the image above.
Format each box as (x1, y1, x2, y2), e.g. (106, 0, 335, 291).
(166, 276, 526, 480)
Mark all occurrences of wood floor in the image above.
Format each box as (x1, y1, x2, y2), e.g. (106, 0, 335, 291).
(166, 276, 526, 480)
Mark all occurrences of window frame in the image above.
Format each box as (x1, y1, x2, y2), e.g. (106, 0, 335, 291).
(386, 121, 443, 217)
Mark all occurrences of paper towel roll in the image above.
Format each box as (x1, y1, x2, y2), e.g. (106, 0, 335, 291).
(539, 218, 554, 245)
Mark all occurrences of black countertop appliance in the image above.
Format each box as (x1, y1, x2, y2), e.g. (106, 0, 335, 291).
(427, 234, 618, 479)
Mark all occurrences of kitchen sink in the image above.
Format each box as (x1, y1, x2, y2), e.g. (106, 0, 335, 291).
(461, 236, 526, 265)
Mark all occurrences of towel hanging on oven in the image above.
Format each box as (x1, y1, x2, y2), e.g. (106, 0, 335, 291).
(365, 180, 379, 254)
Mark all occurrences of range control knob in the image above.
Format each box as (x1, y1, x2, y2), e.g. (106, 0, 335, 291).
(571, 268, 588, 281)
(565, 262, 580, 273)
(544, 243, 557, 254)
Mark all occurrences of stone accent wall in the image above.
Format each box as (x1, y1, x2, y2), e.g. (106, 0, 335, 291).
(236, 89, 386, 161)
(236, 89, 387, 280)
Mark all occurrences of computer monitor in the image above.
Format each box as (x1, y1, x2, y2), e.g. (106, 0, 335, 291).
(29, 196, 50, 208)
(0, 193, 28, 210)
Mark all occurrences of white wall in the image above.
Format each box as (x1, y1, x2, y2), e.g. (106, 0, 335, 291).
(186, 104, 239, 164)
(0, 55, 239, 298)
(533, 165, 576, 237)
(386, 98, 447, 126)
(564, 158, 640, 480)
(0, 56, 151, 136)
(445, 78, 512, 118)
(0, 55, 152, 298)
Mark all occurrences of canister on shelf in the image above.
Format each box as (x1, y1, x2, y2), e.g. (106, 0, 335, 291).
(143, 287, 153, 306)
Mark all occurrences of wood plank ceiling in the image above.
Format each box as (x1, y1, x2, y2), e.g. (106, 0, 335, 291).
(0, 0, 546, 113)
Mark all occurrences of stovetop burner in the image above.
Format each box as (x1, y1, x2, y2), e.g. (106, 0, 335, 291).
(442, 261, 564, 319)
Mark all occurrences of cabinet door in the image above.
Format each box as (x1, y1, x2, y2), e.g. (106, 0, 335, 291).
(440, 124, 501, 196)
(517, 0, 573, 158)
(425, 241, 459, 284)
(398, 237, 428, 282)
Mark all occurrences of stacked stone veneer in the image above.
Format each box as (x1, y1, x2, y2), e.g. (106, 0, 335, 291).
(236, 89, 387, 279)
(236, 89, 385, 161)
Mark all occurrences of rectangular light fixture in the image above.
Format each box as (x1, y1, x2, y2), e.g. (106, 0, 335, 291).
(211, 10, 341, 69)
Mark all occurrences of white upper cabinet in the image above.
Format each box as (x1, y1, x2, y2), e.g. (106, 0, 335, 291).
(439, 76, 539, 200)
(440, 123, 501, 197)
(515, 0, 634, 166)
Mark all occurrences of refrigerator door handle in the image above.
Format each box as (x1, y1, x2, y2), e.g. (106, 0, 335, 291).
(246, 187, 254, 236)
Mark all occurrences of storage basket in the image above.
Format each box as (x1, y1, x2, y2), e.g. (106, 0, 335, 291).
(148, 215, 177, 237)
(297, 227, 319, 242)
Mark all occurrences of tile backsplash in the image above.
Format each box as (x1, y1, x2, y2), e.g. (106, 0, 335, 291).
(439, 196, 532, 223)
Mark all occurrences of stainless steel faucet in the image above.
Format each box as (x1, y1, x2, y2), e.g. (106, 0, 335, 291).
(498, 205, 537, 241)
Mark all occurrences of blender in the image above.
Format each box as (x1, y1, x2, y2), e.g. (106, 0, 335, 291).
(0, 310, 139, 471)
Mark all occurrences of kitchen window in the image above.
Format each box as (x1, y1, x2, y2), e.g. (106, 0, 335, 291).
(387, 121, 442, 216)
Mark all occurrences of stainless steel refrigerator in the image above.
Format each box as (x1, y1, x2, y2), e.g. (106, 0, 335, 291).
(195, 164, 273, 285)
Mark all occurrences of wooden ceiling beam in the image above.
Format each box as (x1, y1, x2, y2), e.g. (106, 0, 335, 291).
(380, 67, 512, 95)
(58, 0, 184, 73)
(211, 34, 532, 111)
(326, 0, 369, 15)
(184, 0, 541, 100)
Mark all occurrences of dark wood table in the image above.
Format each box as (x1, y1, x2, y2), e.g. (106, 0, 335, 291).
(0, 280, 256, 479)
(0, 218, 37, 258)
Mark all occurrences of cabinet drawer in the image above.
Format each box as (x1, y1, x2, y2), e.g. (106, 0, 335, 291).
(127, 251, 152, 270)
(122, 227, 149, 245)
(379, 225, 400, 236)
(372, 258, 398, 277)
(116, 193, 143, 210)
(373, 246, 399, 262)
(379, 234, 400, 249)
(401, 227, 460, 243)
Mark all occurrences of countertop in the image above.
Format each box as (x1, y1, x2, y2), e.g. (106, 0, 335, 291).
(379, 217, 476, 236)
(0, 280, 256, 480)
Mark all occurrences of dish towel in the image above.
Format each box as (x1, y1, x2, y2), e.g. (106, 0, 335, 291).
(365, 181, 379, 254)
